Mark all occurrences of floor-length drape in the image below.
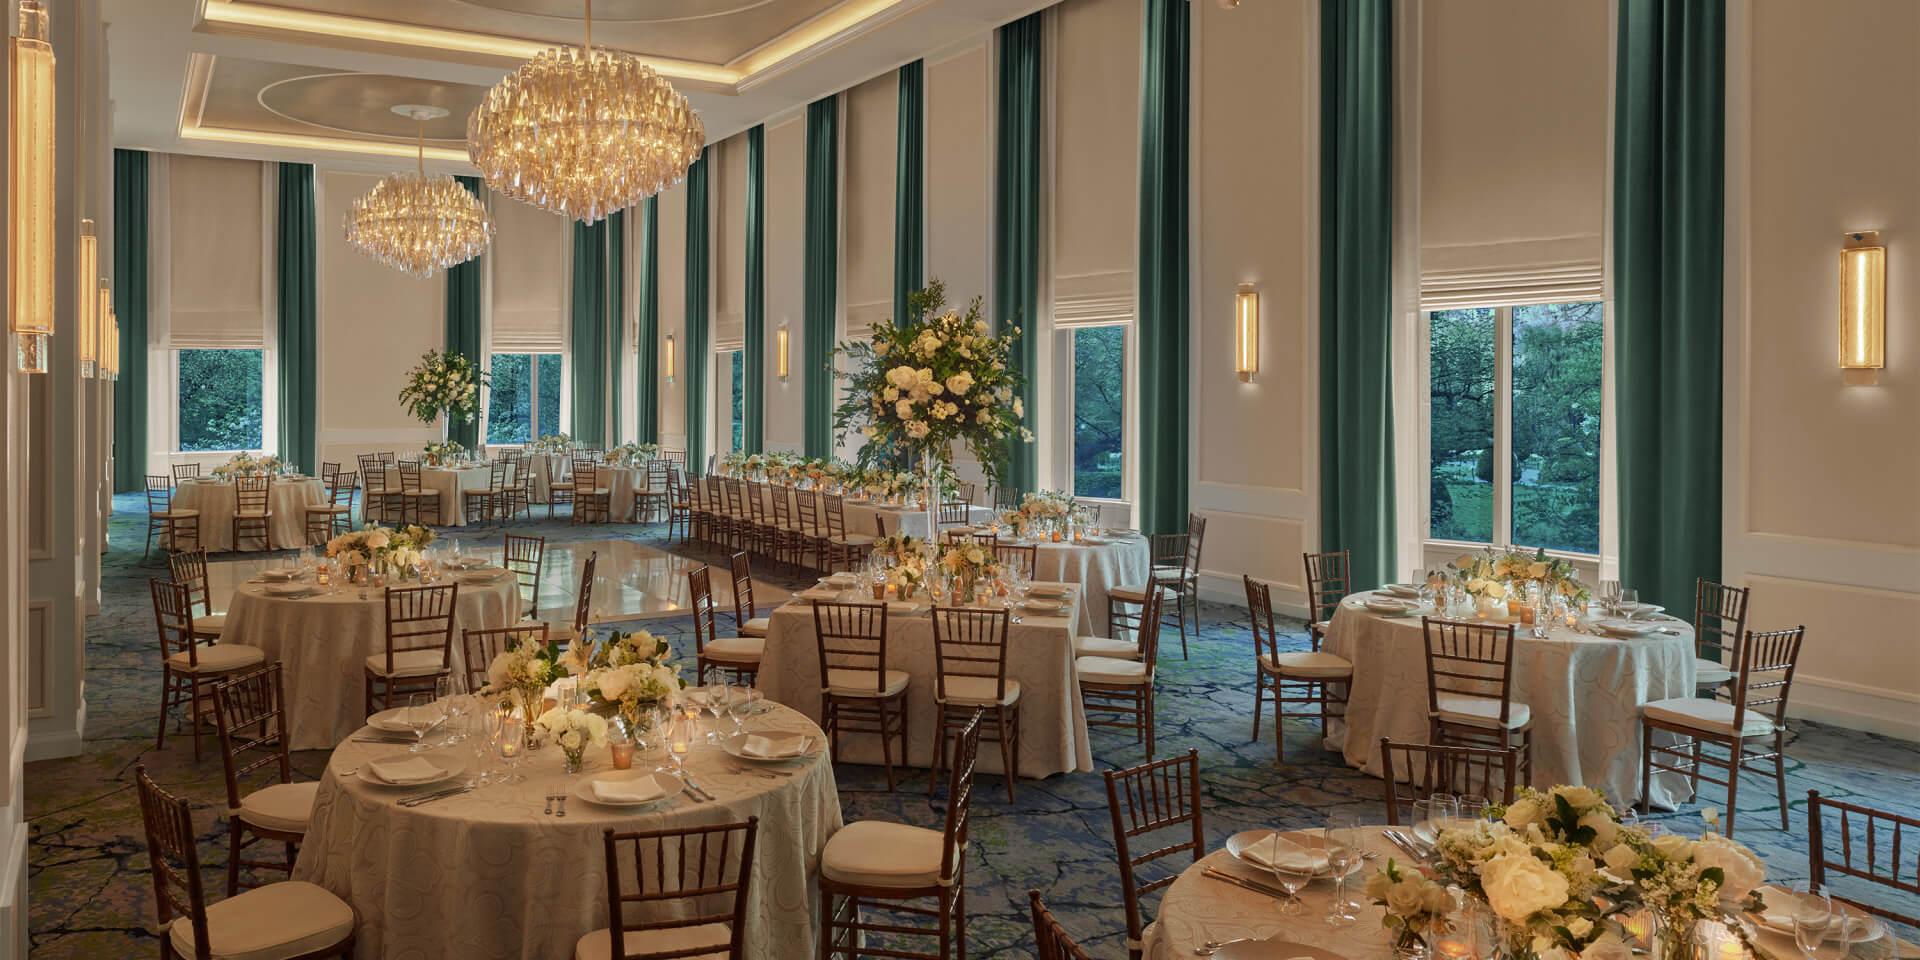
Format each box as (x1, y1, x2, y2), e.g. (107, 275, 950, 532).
(995, 13, 1043, 496)
(444, 175, 485, 450)
(744, 125, 767, 454)
(111, 149, 149, 492)
(636, 197, 660, 445)
(1614, 0, 1724, 615)
(276, 162, 318, 473)
(803, 97, 839, 459)
(1136, 0, 1190, 538)
(685, 148, 712, 471)
(569, 220, 609, 445)
(894, 60, 925, 326)
(607, 210, 626, 444)
(1318, 0, 1397, 590)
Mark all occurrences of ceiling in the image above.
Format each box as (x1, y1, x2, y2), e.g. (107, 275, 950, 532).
(109, 0, 1051, 174)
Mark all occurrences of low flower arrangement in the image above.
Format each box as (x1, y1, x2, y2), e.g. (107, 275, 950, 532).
(397, 350, 486, 427)
(1013, 490, 1080, 536)
(872, 534, 931, 595)
(422, 440, 465, 467)
(324, 523, 436, 577)
(1449, 546, 1592, 606)
(1367, 858, 1457, 955)
(210, 452, 283, 479)
(484, 634, 565, 739)
(533, 706, 609, 772)
(937, 541, 999, 603)
(606, 442, 661, 467)
(528, 433, 573, 455)
(579, 630, 684, 735)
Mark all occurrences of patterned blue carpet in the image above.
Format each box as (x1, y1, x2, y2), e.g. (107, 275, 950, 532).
(24, 494, 1920, 957)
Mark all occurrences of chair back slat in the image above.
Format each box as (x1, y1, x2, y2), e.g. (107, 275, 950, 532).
(1029, 890, 1094, 960)
(602, 818, 759, 960)
(213, 664, 294, 809)
(769, 485, 793, 528)
(810, 601, 890, 692)
(503, 533, 546, 616)
(938, 710, 984, 883)
(173, 462, 203, 481)
(146, 475, 175, 515)
(397, 461, 427, 495)
(931, 607, 1012, 704)
(1179, 514, 1206, 575)
(1731, 626, 1804, 730)
(793, 488, 819, 538)
(1147, 533, 1189, 574)
(136, 766, 212, 956)
(329, 472, 358, 510)
(463, 623, 549, 694)
(823, 494, 849, 540)
(383, 584, 458, 675)
(167, 549, 215, 619)
(1694, 578, 1751, 668)
(688, 566, 721, 657)
(571, 551, 600, 637)
(235, 475, 271, 515)
(1807, 790, 1920, 928)
(152, 579, 199, 667)
(1379, 738, 1519, 824)
(1244, 575, 1281, 662)
(1104, 749, 1205, 951)
(728, 552, 757, 624)
(1421, 617, 1518, 727)
(938, 499, 971, 527)
(1303, 549, 1352, 625)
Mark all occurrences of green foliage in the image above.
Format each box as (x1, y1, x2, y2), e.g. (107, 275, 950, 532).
(1071, 326, 1124, 499)
(177, 349, 263, 452)
(728, 350, 744, 452)
(485, 353, 562, 444)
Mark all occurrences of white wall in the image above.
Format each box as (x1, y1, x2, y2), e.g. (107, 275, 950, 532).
(657, 180, 688, 452)
(763, 115, 806, 453)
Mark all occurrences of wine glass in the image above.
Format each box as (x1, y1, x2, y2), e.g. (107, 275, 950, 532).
(703, 683, 730, 743)
(1323, 813, 1361, 927)
(1411, 799, 1437, 846)
(662, 715, 694, 778)
(725, 686, 757, 735)
(1621, 588, 1640, 614)
(493, 715, 525, 785)
(1791, 880, 1833, 960)
(405, 693, 439, 753)
(1429, 793, 1461, 834)
(1459, 793, 1490, 823)
(1267, 845, 1317, 917)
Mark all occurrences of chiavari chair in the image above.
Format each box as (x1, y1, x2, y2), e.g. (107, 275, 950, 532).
(821, 493, 875, 571)
(812, 600, 911, 791)
(768, 484, 808, 568)
(818, 711, 980, 960)
(744, 481, 777, 560)
(1692, 578, 1751, 696)
(1247, 575, 1352, 762)
(663, 448, 686, 467)
(153, 579, 266, 761)
(550, 550, 599, 646)
(395, 460, 441, 526)
(722, 478, 750, 552)
(1159, 514, 1206, 644)
(1302, 549, 1351, 647)
(173, 461, 204, 482)
(462, 623, 548, 694)
(305, 471, 356, 545)
(546, 455, 577, 519)
(377, 451, 398, 466)
(1103, 749, 1205, 960)
(1641, 626, 1805, 837)
(667, 465, 694, 543)
(579, 818, 761, 960)
(937, 498, 972, 528)
(499, 451, 532, 520)
(1078, 580, 1165, 759)
(572, 462, 612, 524)
(146, 475, 201, 559)
(993, 542, 1039, 582)
(357, 455, 392, 524)
(502, 533, 546, 619)
(1379, 739, 1520, 825)
(462, 459, 509, 525)
(1029, 890, 1093, 960)
(793, 487, 824, 570)
(1423, 617, 1533, 785)
(211, 663, 314, 895)
(689, 565, 761, 685)
(634, 458, 671, 523)
(167, 548, 226, 644)
(363, 583, 458, 715)
(697, 475, 729, 546)
(728, 552, 770, 638)
(1107, 533, 1190, 657)
(232, 475, 275, 552)
(318, 461, 340, 489)
(1807, 791, 1920, 929)
(993, 484, 1021, 511)
(135, 765, 356, 960)
(931, 605, 1022, 801)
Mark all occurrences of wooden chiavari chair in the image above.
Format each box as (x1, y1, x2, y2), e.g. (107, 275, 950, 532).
(1379, 739, 1520, 825)
(362, 583, 458, 715)
(167, 548, 226, 644)
(499, 451, 532, 521)
(743, 481, 775, 560)
(728, 552, 770, 638)
(357, 455, 392, 524)
(937, 498, 971, 529)
(153, 579, 265, 760)
(462, 623, 548, 694)
(462, 459, 509, 525)
(1107, 533, 1190, 657)
(994, 542, 1039, 582)
(395, 460, 440, 526)
(502, 533, 546, 620)
(549, 550, 599, 645)
(689, 565, 762, 685)
(1103, 749, 1205, 960)
(232, 475, 274, 552)
(812, 600, 911, 791)
(994, 484, 1021, 511)
(1078, 580, 1165, 759)
(931, 605, 1022, 801)
(821, 493, 875, 571)
(572, 462, 612, 524)
(818, 711, 980, 960)
(633, 458, 671, 523)
(1641, 626, 1804, 837)
(173, 462, 203, 482)
(1247, 575, 1353, 762)
(135, 765, 355, 960)
(319, 461, 340, 490)
(1422, 617, 1533, 785)
(792, 487, 824, 571)
(722, 478, 750, 552)
(1807, 791, 1920, 929)
(767, 485, 806, 569)
(1303, 548, 1352, 646)
(1159, 514, 1206, 645)
(1692, 578, 1751, 696)
(146, 475, 201, 559)
(1029, 890, 1093, 960)
(211, 663, 314, 895)
(578, 818, 761, 960)
(305, 471, 356, 545)
(667, 465, 694, 543)
(546, 454, 577, 519)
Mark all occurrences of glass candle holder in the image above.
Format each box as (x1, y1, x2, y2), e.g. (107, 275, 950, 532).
(609, 737, 634, 770)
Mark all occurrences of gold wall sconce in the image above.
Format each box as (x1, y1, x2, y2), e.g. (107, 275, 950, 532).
(78, 221, 98, 377)
(1840, 232, 1885, 371)
(1234, 284, 1259, 382)
(664, 333, 676, 384)
(776, 323, 790, 380)
(10, 0, 55, 373)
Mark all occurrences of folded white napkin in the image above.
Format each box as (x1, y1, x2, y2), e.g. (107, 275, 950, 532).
(592, 775, 668, 804)
(368, 757, 443, 785)
(1241, 832, 1330, 873)
(1028, 584, 1070, 598)
(742, 734, 810, 759)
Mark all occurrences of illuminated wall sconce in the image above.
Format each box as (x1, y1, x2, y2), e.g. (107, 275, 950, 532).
(10, 0, 55, 373)
(1839, 232, 1885, 370)
(98, 280, 113, 378)
(776, 323, 790, 380)
(77, 221, 98, 377)
(107, 309, 120, 381)
(1234, 284, 1259, 382)
(664, 333, 676, 383)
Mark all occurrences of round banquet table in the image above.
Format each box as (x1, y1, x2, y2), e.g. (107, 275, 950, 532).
(1322, 593, 1697, 809)
(223, 568, 521, 750)
(383, 465, 492, 526)
(523, 452, 564, 504)
(172, 476, 324, 552)
(292, 702, 844, 960)
(1025, 535, 1153, 637)
(601, 464, 654, 522)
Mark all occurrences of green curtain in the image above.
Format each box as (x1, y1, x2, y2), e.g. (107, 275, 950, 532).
(111, 149, 149, 493)
(607, 210, 626, 444)
(994, 13, 1043, 496)
(893, 60, 925, 326)
(744, 125, 767, 454)
(275, 163, 318, 474)
(636, 197, 660, 444)
(1615, 0, 1724, 615)
(443, 175, 485, 449)
(570, 220, 608, 445)
(684, 148, 712, 471)
(802, 96, 839, 459)
(1137, 0, 1190, 538)
(1317, 0, 1397, 590)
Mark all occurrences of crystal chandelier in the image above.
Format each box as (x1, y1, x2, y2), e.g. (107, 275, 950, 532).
(467, 0, 705, 223)
(346, 106, 494, 279)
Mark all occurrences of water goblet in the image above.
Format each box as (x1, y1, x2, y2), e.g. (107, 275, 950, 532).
(1410, 799, 1439, 848)
(1458, 793, 1490, 823)
(703, 683, 730, 743)
(1268, 855, 1316, 917)
(405, 693, 439, 753)
(1429, 793, 1461, 833)
(1791, 880, 1833, 960)
(494, 715, 525, 785)
(1323, 813, 1362, 927)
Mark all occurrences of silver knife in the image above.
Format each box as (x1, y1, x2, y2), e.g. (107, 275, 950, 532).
(680, 774, 715, 802)
(398, 786, 469, 807)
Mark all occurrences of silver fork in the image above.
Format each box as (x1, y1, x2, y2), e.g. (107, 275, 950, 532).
(543, 794, 554, 816)
(555, 795, 567, 817)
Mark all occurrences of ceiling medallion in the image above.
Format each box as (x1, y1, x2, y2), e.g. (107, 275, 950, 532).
(466, 0, 706, 223)
(345, 105, 495, 278)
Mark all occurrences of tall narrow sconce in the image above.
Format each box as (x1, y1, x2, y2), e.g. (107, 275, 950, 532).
(776, 323, 790, 380)
(10, 0, 55, 373)
(77, 221, 99, 377)
(1234, 284, 1259, 382)
(98, 281, 113, 378)
(664, 333, 676, 384)
(1840, 232, 1885, 370)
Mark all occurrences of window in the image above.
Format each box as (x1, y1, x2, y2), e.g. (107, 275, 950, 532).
(1427, 301, 1602, 555)
(724, 349, 744, 453)
(177, 349, 264, 452)
(1070, 325, 1126, 500)
(486, 353, 563, 444)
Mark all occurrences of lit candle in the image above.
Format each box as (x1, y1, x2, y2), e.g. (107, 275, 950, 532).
(1621, 912, 1652, 947)
(609, 740, 634, 770)
(1433, 938, 1472, 960)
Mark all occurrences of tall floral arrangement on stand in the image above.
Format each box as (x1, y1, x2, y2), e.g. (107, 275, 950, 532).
(398, 350, 487, 440)
(484, 634, 564, 748)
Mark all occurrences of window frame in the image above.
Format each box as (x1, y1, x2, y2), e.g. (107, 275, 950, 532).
(171, 346, 270, 455)
(1055, 320, 1135, 507)
(483, 351, 563, 446)
(717, 347, 745, 454)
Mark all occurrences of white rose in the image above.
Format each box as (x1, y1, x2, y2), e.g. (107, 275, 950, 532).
(1567, 918, 1595, 939)
(1385, 879, 1430, 917)
(366, 531, 391, 549)
(597, 666, 630, 701)
(487, 652, 512, 688)
(895, 399, 915, 420)
(1479, 853, 1571, 923)
(1602, 842, 1641, 876)
(583, 713, 609, 746)
(1650, 834, 1694, 862)
(1582, 935, 1634, 960)
(1552, 785, 1606, 813)
(1579, 811, 1619, 846)
(945, 371, 974, 396)
(1503, 797, 1544, 829)
(559, 728, 583, 750)
(1691, 835, 1765, 903)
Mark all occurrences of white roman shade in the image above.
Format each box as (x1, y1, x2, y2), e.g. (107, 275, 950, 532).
(925, 43, 991, 306)
(1418, 0, 1609, 311)
(490, 189, 568, 352)
(714, 134, 747, 351)
(843, 73, 896, 336)
(167, 155, 265, 348)
(1053, 0, 1140, 327)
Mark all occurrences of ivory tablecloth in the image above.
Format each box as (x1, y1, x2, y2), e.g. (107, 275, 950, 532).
(173, 477, 324, 552)
(293, 703, 843, 960)
(755, 587, 1094, 778)
(223, 570, 520, 749)
(1024, 537, 1152, 638)
(1322, 593, 1698, 808)
(602, 465, 654, 522)
(838, 498, 994, 539)
(523, 453, 564, 504)
(383, 465, 492, 526)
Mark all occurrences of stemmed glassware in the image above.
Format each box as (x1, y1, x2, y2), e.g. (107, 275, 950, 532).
(1267, 846, 1317, 917)
(702, 683, 730, 743)
(405, 693, 440, 753)
(492, 713, 525, 785)
(1323, 813, 1361, 927)
(1791, 880, 1833, 960)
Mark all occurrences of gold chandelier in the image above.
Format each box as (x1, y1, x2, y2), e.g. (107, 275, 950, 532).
(466, 0, 705, 223)
(346, 106, 494, 278)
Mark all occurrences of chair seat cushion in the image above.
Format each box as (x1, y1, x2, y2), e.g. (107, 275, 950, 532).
(1075, 655, 1151, 686)
(937, 676, 1021, 706)
(363, 648, 448, 678)
(155, 509, 201, 518)
(825, 668, 910, 698)
(1433, 693, 1531, 730)
(236, 780, 318, 833)
(168, 880, 354, 960)
(1072, 635, 1140, 660)
(574, 924, 732, 960)
(168, 643, 266, 674)
(236, 510, 273, 519)
(190, 613, 228, 637)
(1109, 583, 1179, 603)
(1642, 697, 1774, 737)
(306, 505, 352, 514)
(835, 534, 876, 546)
(403, 490, 440, 499)
(703, 636, 765, 662)
(739, 616, 771, 637)
(1261, 651, 1354, 679)
(1694, 658, 1734, 686)
(821, 820, 955, 889)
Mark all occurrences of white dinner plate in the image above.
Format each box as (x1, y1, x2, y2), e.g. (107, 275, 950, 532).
(573, 771, 685, 808)
(720, 732, 815, 763)
(357, 758, 461, 788)
(1027, 584, 1070, 599)
(1363, 597, 1415, 614)
(263, 582, 315, 598)
(884, 600, 924, 616)
(823, 573, 860, 587)
(1751, 900, 1882, 944)
(366, 706, 438, 735)
(1213, 939, 1350, 960)
(1616, 601, 1665, 618)
(1019, 600, 1067, 616)
(1223, 829, 1342, 878)
(1381, 583, 1423, 598)
(259, 569, 301, 582)
(797, 587, 843, 602)
(1593, 619, 1655, 638)
(1080, 536, 1113, 545)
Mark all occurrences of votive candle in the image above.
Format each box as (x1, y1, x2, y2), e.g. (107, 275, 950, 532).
(1433, 938, 1472, 960)
(609, 740, 634, 770)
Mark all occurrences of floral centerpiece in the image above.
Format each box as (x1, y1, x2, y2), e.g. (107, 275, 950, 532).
(422, 440, 465, 467)
(397, 350, 486, 440)
(1016, 490, 1076, 538)
(937, 540, 999, 604)
(872, 534, 931, 597)
(533, 706, 609, 773)
(1616, 809, 1767, 960)
(1448, 546, 1591, 623)
(578, 630, 684, 737)
(210, 452, 283, 479)
(1366, 858, 1456, 956)
(528, 433, 573, 455)
(324, 523, 436, 579)
(606, 442, 661, 467)
(483, 634, 565, 747)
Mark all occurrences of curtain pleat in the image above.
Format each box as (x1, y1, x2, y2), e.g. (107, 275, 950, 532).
(112, 149, 149, 492)
(685, 149, 712, 471)
(744, 125, 767, 453)
(1614, 0, 1724, 614)
(444, 175, 485, 449)
(275, 162, 318, 473)
(636, 197, 660, 444)
(894, 60, 925, 327)
(569, 220, 608, 445)
(1317, 0, 1398, 589)
(1137, 0, 1190, 537)
(608, 210, 626, 444)
(803, 97, 839, 459)
(995, 13, 1043, 496)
